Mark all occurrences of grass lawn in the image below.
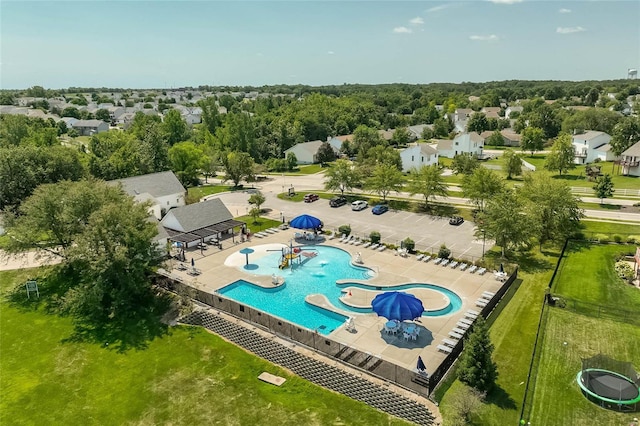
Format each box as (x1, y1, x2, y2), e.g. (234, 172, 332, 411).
(580, 221, 640, 237)
(187, 184, 238, 200)
(266, 164, 326, 176)
(235, 215, 282, 233)
(529, 309, 640, 426)
(0, 268, 409, 426)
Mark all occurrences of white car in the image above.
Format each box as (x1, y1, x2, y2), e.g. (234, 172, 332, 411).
(351, 200, 368, 211)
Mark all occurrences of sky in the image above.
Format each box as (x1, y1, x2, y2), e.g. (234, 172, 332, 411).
(1, 0, 639, 89)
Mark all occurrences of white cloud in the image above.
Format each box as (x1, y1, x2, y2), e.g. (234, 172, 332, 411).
(327, 51, 335, 55)
(559, 8, 571, 13)
(393, 26, 413, 34)
(426, 4, 449, 13)
(487, 0, 523, 4)
(469, 34, 500, 41)
(409, 16, 424, 25)
(556, 26, 586, 34)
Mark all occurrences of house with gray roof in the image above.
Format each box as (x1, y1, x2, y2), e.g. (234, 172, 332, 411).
(571, 131, 614, 164)
(284, 140, 338, 164)
(436, 132, 484, 158)
(110, 171, 186, 219)
(620, 141, 640, 177)
(72, 119, 109, 136)
(399, 143, 439, 172)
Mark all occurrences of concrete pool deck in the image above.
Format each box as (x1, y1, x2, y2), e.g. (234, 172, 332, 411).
(165, 229, 507, 374)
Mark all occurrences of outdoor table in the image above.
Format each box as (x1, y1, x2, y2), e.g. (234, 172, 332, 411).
(405, 325, 416, 335)
(385, 321, 397, 330)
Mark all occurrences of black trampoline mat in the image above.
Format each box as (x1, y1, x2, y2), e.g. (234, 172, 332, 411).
(586, 371, 639, 400)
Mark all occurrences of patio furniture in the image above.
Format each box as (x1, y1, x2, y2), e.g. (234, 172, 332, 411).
(459, 318, 474, 326)
(443, 338, 457, 347)
(456, 321, 471, 329)
(423, 255, 432, 262)
(437, 345, 453, 354)
(482, 291, 495, 299)
(433, 258, 443, 265)
(476, 299, 488, 307)
(465, 311, 479, 320)
(449, 331, 464, 340)
(176, 263, 187, 271)
(450, 261, 459, 269)
(478, 267, 487, 275)
(377, 245, 386, 252)
(416, 254, 424, 261)
(467, 309, 480, 316)
(362, 241, 372, 248)
(339, 234, 347, 242)
(403, 332, 411, 342)
(468, 265, 478, 273)
(440, 260, 450, 267)
(345, 317, 356, 332)
(459, 263, 468, 271)
(452, 327, 467, 335)
(370, 243, 379, 250)
(384, 320, 398, 334)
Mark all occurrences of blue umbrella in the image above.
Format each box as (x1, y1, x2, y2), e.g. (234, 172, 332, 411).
(371, 291, 424, 322)
(417, 356, 426, 372)
(289, 214, 322, 230)
(191, 258, 195, 267)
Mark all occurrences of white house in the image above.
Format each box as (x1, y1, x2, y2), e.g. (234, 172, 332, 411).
(435, 132, 484, 159)
(620, 141, 640, 177)
(284, 140, 338, 164)
(110, 171, 186, 219)
(571, 131, 614, 164)
(72, 119, 109, 136)
(399, 143, 439, 172)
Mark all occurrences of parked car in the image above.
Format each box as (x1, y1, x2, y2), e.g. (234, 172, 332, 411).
(329, 196, 347, 207)
(449, 216, 464, 226)
(351, 200, 368, 211)
(371, 204, 389, 215)
(303, 193, 319, 203)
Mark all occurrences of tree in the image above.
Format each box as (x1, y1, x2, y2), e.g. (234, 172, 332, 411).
(162, 109, 189, 145)
(353, 125, 385, 157)
(457, 317, 498, 393)
(520, 126, 545, 155)
(168, 141, 204, 187)
(447, 386, 485, 426)
(316, 142, 336, 166)
(221, 151, 254, 187)
(406, 164, 448, 210)
(482, 188, 535, 257)
(95, 108, 111, 122)
(286, 152, 298, 171)
(544, 133, 575, 175)
(360, 145, 402, 170)
(609, 116, 640, 169)
(433, 117, 453, 138)
(593, 174, 615, 204)
(520, 173, 583, 247)
(502, 149, 523, 179)
(390, 127, 411, 146)
(248, 207, 261, 224)
(197, 97, 222, 134)
(486, 130, 504, 147)
(467, 112, 489, 133)
(450, 154, 479, 175)
(462, 168, 504, 212)
(365, 163, 404, 201)
(323, 159, 361, 196)
(61, 107, 81, 119)
(248, 191, 266, 212)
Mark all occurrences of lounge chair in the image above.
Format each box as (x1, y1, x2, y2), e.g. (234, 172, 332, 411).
(338, 234, 347, 242)
(416, 254, 424, 261)
(478, 267, 487, 275)
(433, 257, 443, 265)
(450, 261, 459, 269)
(370, 243, 379, 250)
(441, 260, 450, 267)
(423, 255, 432, 262)
(377, 245, 386, 252)
(349, 237, 358, 245)
(459, 318, 474, 326)
(443, 338, 457, 347)
(468, 265, 478, 273)
(362, 241, 372, 248)
(253, 233, 263, 238)
(459, 263, 468, 271)
(476, 299, 488, 308)
(448, 331, 464, 340)
(452, 327, 467, 335)
(327, 231, 335, 240)
(437, 345, 453, 354)
(464, 311, 479, 320)
(467, 309, 480, 316)
(456, 321, 471, 329)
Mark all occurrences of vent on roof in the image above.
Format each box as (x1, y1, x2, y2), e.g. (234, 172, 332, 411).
(134, 190, 140, 195)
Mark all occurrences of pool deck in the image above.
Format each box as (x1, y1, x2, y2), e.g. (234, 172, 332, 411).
(165, 230, 507, 375)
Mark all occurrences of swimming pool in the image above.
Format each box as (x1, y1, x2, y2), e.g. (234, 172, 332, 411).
(219, 245, 462, 334)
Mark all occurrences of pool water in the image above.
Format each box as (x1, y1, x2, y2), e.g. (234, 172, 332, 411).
(219, 245, 462, 334)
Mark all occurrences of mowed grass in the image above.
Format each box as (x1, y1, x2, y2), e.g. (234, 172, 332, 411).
(187, 184, 239, 200)
(553, 243, 640, 306)
(529, 309, 640, 426)
(235, 215, 282, 233)
(0, 268, 409, 426)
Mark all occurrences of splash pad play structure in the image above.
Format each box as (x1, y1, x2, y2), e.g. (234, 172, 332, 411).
(277, 242, 317, 270)
(577, 354, 640, 411)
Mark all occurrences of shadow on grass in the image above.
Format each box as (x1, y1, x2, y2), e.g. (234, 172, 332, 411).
(507, 251, 555, 274)
(413, 203, 458, 217)
(486, 384, 518, 410)
(5, 265, 73, 314)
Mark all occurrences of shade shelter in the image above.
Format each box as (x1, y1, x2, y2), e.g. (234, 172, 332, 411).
(372, 291, 425, 322)
(289, 214, 322, 230)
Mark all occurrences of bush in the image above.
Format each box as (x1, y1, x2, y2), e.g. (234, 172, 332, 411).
(369, 231, 381, 244)
(403, 237, 415, 252)
(613, 234, 623, 243)
(626, 235, 640, 244)
(594, 233, 610, 243)
(614, 261, 635, 282)
(438, 244, 451, 259)
(338, 225, 351, 237)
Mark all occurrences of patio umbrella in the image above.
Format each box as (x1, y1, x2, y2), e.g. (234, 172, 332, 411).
(371, 291, 425, 322)
(191, 258, 195, 267)
(417, 356, 426, 372)
(239, 247, 254, 266)
(289, 214, 322, 230)
(499, 263, 504, 273)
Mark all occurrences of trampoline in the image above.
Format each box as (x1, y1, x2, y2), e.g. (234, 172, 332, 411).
(577, 354, 640, 411)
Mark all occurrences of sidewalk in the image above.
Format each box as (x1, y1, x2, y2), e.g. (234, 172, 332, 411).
(0, 250, 62, 272)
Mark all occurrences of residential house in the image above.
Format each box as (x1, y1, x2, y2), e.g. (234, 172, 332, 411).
(284, 140, 338, 164)
(407, 124, 433, 140)
(505, 106, 523, 119)
(326, 135, 353, 153)
(110, 171, 186, 219)
(72, 119, 109, 136)
(181, 107, 202, 125)
(620, 141, 640, 177)
(378, 129, 395, 141)
(481, 107, 501, 119)
(60, 117, 78, 128)
(571, 131, 614, 164)
(435, 132, 484, 158)
(107, 106, 125, 121)
(399, 143, 439, 172)
(160, 198, 244, 248)
(452, 108, 474, 122)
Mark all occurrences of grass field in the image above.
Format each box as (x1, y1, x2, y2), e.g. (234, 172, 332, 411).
(0, 268, 409, 426)
(580, 221, 640, 236)
(187, 184, 239, 200)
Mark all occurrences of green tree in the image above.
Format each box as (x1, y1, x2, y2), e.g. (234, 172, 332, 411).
(248, 206, 261, 224)
(610, 116, 640, 169)
(520, 126, 545, 155)
(168, 141, 204, 187)
(0, 114, 32, 146)
(365, 163, 404, 201)
(137, 120, 169, 175)
(462, 168, 504, 212)
(520, 173, 583, 248)
(360, 145, 402, 170)
(457, 317, 498, 393)
(316, 142, 336, 166)
(323, 159, 361, 196)
(485, 130, 504, 147)
(544, 133, 575, 175)
(450, 154, 479, 176)
(197, 97, 222, 134)
(561, 108, 621, 135)
(248, 191, 266, 212)
(406, 164, 448, 210)
(433, 117, 453, 138)
(502, 149, 523, 179)
(95, 108, 111, 122)
(216, 112, 258, 159)
(162, 109, 189, 145)
(221, 151, 255, 187)
(482, 189, 535, 257)
(593, 174, 615, 204)
(390, 127, 411, 146)
(353, 125, 385, 157)
(286, 152, 298, 171)
(466, 112, 489, 133)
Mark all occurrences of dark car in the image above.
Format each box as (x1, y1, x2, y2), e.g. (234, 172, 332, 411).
(371, 204, 389, 215)
(329, 196, 347, 207)
(449, 216, 464, 226)
(303, 193, 319, 203)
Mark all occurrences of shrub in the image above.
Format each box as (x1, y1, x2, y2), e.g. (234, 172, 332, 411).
(338, 225, 351, 237)
(613, 234, 623, 243)
(615, 261, 635, 282)
(438, 244, 451, 259)
(403, 237, 415, 252)
(369, 231, 381, 244)
(594, 233, 610, 243)
(626, 235, 640, 244)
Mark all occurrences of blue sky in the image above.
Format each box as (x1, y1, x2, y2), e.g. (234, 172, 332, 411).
(1, 1, 639, 89)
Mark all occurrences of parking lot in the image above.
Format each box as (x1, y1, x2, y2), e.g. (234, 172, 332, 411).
(214, 191, 488, 261)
